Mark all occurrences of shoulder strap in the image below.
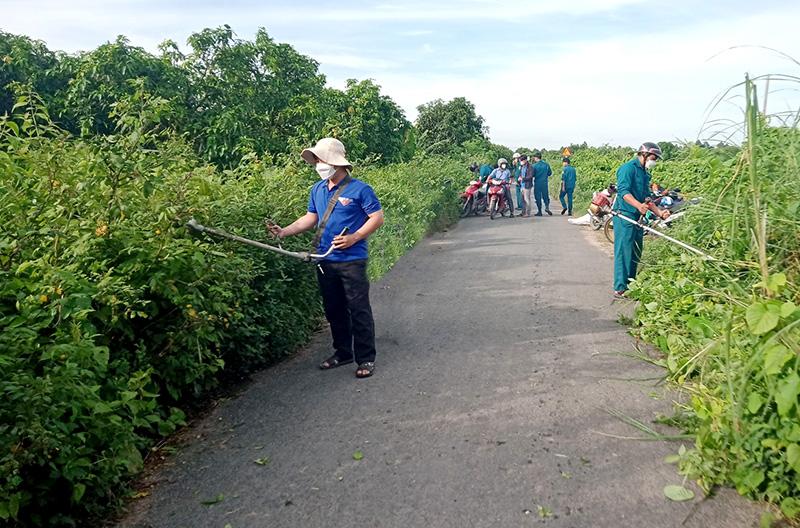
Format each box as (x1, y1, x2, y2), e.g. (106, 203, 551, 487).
(312, 175, 352, 250)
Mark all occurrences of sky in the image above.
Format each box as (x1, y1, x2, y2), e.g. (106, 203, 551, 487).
(2, 0, 800, 149)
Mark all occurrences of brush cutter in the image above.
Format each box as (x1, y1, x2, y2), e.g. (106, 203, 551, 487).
(609, 211, 714, 260)
(186, 218, 348, 262)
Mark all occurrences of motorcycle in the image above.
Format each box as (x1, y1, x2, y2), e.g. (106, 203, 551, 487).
(588, 187, 617, 230)
(487, 178, 511, 220)
(460, 179, 486, 217)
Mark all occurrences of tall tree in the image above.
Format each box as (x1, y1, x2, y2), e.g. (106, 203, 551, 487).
(415, 97, 486, 155)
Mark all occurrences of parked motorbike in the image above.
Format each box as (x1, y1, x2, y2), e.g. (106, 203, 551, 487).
(460, 180, 488, 217)
(487, 179, 510, 220)
(588, 186, 617, 230)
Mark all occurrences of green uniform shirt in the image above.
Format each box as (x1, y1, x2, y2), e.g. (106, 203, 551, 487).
(479, 164, 493, 182)
(613, 157, 651, 219)
(561, 166, 577, 190)
(532, 160, 552, 184)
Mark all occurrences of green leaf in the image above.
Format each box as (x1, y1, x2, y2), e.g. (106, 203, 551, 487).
(254, 457, 270, 466)
(775, 373, 800, 417)
(72, 483, 86, 503)
(352, 450, 364, 461)
(93, 401, 113, 414)
(763, 344, 793, 376)
(787, 444, 800, 472)
(8, 495, 18, 519)
(781, 497, 800, 518)
(746, 302, 780, 335)
(201, 493, 224, 506)
(766, 273, 787, 293)
(747, 392, 764, 414)
(663, 455, 681, 464)
(742, 469, 765, 491)
(645, 302, 659, 312)
(664, 485, 695, 501)
(781, 301, 797, 318)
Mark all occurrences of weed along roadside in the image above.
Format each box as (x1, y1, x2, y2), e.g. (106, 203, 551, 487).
(1, 23, 799, 528)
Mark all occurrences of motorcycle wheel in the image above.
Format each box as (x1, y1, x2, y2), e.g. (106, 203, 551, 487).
(477, 197, 488, 214)
(489, 198, 498, 220)
(604, 217, 614, 243)
(590, 214, 602, 230)
(460, 196, 473, 218)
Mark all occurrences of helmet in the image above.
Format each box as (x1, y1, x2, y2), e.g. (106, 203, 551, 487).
(519, 154, 528, 161)
(637, 142, 663, 160)
(497, 158, 508, 166)
(562, 157, 570, 163)
(533, 151, 542, 159)
(512, 152, 521, 159)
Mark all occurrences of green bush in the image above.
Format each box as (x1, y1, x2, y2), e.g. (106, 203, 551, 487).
(0, 89, 473, 525)
(626, 88, 800, 518)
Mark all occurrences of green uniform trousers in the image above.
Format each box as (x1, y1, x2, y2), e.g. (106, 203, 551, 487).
(613, 214, 644, 292)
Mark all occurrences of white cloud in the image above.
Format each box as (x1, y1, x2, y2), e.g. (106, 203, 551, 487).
(357, 5, 800, 148)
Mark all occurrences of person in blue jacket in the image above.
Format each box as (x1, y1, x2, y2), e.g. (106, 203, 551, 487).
(612, 142, 671, 298)
(559, 157, 577, 215)
(532, 152, 553, 216)
(516, 154, 534, 216)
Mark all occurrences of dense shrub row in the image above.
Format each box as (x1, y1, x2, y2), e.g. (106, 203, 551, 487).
(0, 90, 469, 525)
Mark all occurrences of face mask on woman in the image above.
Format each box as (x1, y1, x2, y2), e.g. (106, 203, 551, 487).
(501, 164, 507, 170)
(316, 162, 337, 180)
(645, 159, 657, 170)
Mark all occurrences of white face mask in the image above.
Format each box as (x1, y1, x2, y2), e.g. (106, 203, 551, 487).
(501, 164, 507, 170)
(645, 159, 658, 170)
(316, 162, 337, 180)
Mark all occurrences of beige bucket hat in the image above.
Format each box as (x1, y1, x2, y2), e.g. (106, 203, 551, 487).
(301, 137, 353, 170)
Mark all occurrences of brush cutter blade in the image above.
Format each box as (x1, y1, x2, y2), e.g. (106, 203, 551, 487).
(186, 218, 205, 233)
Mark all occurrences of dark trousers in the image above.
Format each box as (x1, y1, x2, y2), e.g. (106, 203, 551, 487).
(503, 186, 515, 214)
(559, 188, 574, 212)
(534, 182, 550, 212)
(316, 259, 376, 364)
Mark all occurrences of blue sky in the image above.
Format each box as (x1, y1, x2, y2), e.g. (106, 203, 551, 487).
(3, 0, 799, 148)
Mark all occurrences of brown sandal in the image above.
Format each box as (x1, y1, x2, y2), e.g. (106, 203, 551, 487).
(319, 355, 353, 370)
(355, 362, 375, 378)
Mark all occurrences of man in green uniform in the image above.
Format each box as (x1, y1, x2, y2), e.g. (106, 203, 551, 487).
(612, 142, 671, 298)
(559, 157, 577, 215)
(532, 152, 553, 216)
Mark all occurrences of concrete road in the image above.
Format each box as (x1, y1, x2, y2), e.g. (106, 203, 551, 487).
(120, 208, 763, 528)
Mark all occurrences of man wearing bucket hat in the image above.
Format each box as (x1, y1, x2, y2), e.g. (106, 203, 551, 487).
(268, 138, 384, 378)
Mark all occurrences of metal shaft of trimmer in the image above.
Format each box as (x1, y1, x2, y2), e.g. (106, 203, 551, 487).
(611, 212, 715, 260)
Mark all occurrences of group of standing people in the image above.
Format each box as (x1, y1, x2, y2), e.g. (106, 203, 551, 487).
(472, 152, 578, 217)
